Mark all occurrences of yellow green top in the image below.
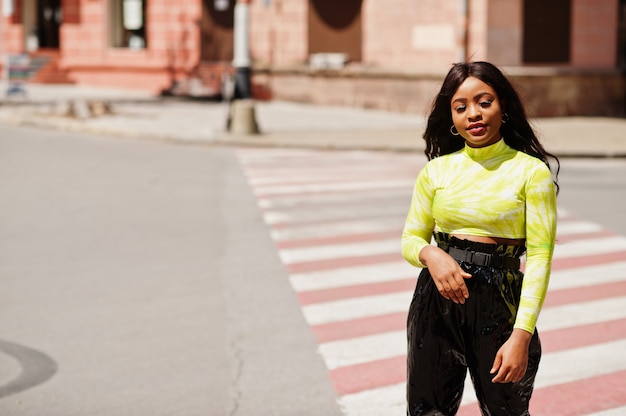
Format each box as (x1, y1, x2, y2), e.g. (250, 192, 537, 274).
(401, 138, 557, 333)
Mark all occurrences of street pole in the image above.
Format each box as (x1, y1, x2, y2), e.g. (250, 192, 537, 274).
(0, 2, 6, 85)
(229, 0, 259, 134)
(233, 0, 252, 99)
(458, 0, 469, 63)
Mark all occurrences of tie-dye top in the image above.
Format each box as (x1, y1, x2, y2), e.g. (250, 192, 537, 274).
(402, 138, 557, 333)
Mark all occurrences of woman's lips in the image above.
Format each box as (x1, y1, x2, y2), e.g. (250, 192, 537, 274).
(468, 124, 486, 136)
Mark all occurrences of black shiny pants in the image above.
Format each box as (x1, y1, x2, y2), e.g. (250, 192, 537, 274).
(407, 234, 541, 416)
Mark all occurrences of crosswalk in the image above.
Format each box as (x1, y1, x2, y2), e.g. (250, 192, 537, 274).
(236, 147, 626, 416)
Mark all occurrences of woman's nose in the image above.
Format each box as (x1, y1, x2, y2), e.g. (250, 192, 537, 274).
(467, 104, 482, 120)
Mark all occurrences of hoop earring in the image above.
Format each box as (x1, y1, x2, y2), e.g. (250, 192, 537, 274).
(450, 125, 460, 136)
(502, 113, 510, 124)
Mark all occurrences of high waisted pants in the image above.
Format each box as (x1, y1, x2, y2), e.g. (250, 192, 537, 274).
(406, 234, 541, 416)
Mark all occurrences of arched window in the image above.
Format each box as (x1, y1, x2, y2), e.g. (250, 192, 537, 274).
(308, 0, 363, 63)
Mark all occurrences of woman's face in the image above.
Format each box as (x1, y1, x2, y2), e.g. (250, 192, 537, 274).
(450, 76, 503, 148)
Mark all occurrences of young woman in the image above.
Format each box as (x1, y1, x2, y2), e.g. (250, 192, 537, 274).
(401, 61, 559, 415)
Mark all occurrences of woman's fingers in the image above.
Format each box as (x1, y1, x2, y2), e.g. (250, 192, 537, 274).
(427, 250, 472, 303)
(439, 276, 468, 303)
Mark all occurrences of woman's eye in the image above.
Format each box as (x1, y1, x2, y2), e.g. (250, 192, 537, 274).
(479, 100, 493, 108)
(454, 105, 466, 112)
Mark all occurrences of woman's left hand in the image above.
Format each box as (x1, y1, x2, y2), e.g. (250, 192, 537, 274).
(490, 328, 532, 383)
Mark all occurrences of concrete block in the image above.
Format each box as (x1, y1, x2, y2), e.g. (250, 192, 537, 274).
(230, 99, 260, 135)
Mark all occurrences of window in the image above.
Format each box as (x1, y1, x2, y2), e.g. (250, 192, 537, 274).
(523, 0, 571, 64)
(308, 0, 363, 62)
(110, 0, 147, 49)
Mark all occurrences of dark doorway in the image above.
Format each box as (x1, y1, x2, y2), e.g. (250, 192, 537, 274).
(619, 0, 626, 70)
(523, 0, 571, 64)
(200, 0, 234, 61)
(37, 0, 61, 48)
(308, 0, 362, 62)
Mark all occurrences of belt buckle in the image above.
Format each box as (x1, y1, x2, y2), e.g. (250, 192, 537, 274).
(470, 251, 491, 266)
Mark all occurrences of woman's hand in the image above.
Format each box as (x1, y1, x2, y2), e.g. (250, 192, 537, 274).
(419, 246, 472, 304)
(491, 329, 532, 383)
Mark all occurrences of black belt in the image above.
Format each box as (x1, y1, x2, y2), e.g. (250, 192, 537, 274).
(446, 246, 521, 270)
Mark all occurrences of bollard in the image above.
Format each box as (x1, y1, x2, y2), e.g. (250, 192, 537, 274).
(229, 99, 260, 135)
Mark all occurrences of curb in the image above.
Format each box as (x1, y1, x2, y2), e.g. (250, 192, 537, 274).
(1, 112, 625, 158)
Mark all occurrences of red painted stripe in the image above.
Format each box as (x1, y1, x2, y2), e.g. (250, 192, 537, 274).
(540, 318, 626, 353)
(556, 214, 584, 222)
(286, 252, 404, 273)
(270, 213, 402, 229)
(276, 229, 403, 249)
(544, 280, 626, 307)
(284, 239, 626, 274)
(298, 278, 415, 306)
(255, 183, 414, 199)
(310, 283, 626, 344)
(556, 229, 615, 243)
(253, 176, 417, 192)
(331, 355, 405, 396)
(329, 320, 626, 397)
(531, 370, 626, 415)
(312, 312, 407, 344)
(552, 250, 626, 270)
(276, 227, 610, 249)
(457, 369, 626, 415)
(299, 272, 626, 309)
(275, 226, 612, 249)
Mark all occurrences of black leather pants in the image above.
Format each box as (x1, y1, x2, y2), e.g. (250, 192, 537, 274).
(406, 234, 541, 416)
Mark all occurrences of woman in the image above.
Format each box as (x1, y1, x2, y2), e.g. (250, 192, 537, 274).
(401, 61, 559, 415)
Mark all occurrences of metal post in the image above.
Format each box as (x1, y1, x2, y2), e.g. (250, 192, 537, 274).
(233, 0, 252, 99)
(1, 1, 12, 90)
(458, 0, 469, 63)
(229, 0, 259, 134)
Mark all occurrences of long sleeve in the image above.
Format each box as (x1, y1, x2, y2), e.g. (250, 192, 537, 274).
(402, 164, 436, 269)
(515, 164, 557, 333)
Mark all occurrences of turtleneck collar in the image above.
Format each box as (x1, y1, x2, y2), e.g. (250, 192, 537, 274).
(462, 138, 511, 161)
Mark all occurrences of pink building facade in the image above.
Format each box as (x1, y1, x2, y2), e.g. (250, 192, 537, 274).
(1, 0, 625, 116)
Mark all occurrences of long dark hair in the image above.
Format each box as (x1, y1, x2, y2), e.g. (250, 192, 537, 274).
(423, 61, 559, 189)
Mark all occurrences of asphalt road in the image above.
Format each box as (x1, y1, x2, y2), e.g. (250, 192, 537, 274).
(0, 124, 341, 416)
(557, 158, 626, 237)
(1, 122, 625, 416)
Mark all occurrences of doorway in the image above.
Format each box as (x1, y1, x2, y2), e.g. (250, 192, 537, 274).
(200, 0, 234, 61)
(37, 0, 61, 48)
(523, 0, 571, 63)
(22, 0, 62, 50)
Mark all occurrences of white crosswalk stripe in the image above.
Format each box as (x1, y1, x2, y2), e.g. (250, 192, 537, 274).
(237, 147, 626, 416)
(339, 383, 406, 416)
(588, 406, 626, 416)
(557, 220, 605, 235)
(251, 179, 416, 195)
(271, 217, 404, 241)
(553, 235, 626, 258)
(289, 261, 416, 292)
(549, 261, 626, 290)
(279, 238, 400, 264)
(320, 330, 406, 370)
(540, 296, 626, 331)
(302, 292, 412, 326)
(263, 203, 409, 225)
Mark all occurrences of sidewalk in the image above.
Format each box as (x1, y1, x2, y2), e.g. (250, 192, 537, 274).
(1, 83, 625, 157)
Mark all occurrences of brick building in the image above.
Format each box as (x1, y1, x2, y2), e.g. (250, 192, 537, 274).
(1, 0, 625, 116)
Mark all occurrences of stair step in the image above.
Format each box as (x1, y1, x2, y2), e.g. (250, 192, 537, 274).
(26, 51, 74, 84)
